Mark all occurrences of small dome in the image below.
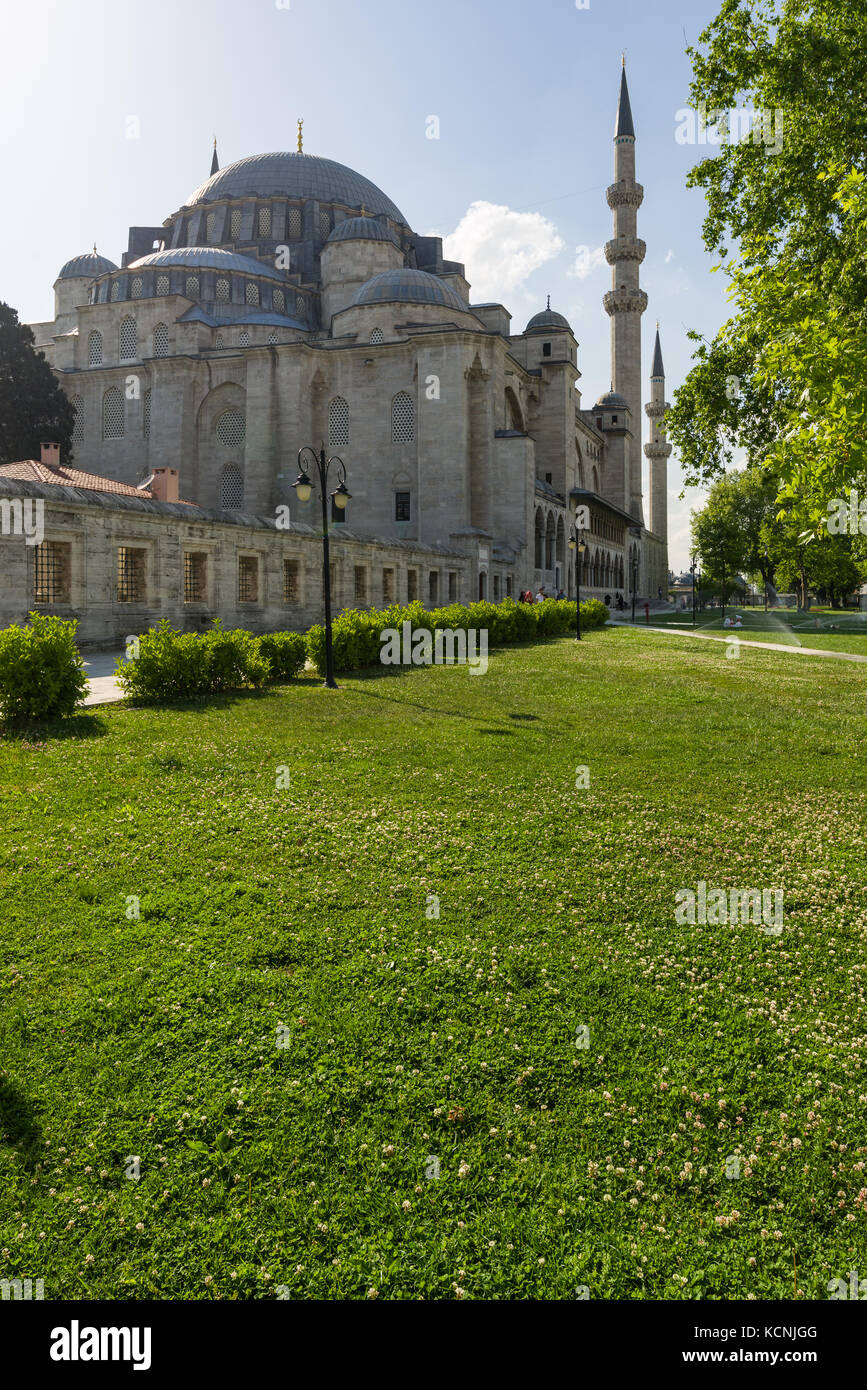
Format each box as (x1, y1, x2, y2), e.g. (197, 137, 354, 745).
(126, 246, 286, 282)
(595, 390, 628, 409)
(326, 216, 401, 248)
(352, 269, 468, 312)
(525, 304, 572, 334)
(57, 250, 117, 281)
(183, 152, 407, 225)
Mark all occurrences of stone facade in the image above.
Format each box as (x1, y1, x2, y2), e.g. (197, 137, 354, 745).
(26, 66, 668, 634)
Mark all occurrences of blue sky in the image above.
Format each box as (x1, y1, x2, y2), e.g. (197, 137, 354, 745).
(0, 0, 732, 568)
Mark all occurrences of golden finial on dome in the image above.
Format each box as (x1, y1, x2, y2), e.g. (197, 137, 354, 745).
(93, 243, 97, 255)
(297, 118, 304, 153)
(622, 51, 626, 67)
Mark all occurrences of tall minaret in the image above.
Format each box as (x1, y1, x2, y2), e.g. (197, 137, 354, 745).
(604, 58, 647, 522)
(644, 325, 671, 541)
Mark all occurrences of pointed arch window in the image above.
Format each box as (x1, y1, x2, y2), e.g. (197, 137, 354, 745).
(153, 322, 169, 357)
(391, 391, 414, 443)
(216, 277, 230, 303)
(257, 206, 271, 238)
(157, 273, 170, 295)
(185, 275, 199, 299)
(273, 288, 285, 313)
(102, 387, 125, 439)
(70, 395, 84, 442)
(87, 330, 103, 366)
(119, 316, 137, 362)
(143, 388, 152, 439)
(245, 282, 259, 306)
(230, 209, 242, 239)
(130, 277, 143, 299)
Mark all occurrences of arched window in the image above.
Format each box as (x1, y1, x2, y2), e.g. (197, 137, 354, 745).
(273, 288, 285, 313)
(87, 330, 103, 366)
(245, 281, 259, 306)
(157, 273, 170, 295)
(207, 212, 221, 243)
(102, 387, 124, 439)
(370, 327, 384, 345)
(239, 331, 249, 348)
(110, 281, 120, 302)
(230, 209, 242, 239)
(215, 331, 225, 348)
(143, 389, 152, 439)
(216, 277, 230, 303)
(185, 275, 199, 298)
(319, 209, 331, 241)
(391, 391, 414, 443)
(70, 395, 84, 442)
(545, 513, 556, 570)
(130, 277, 143, 299)
(534, 508, 544, 569)
(220, 465, 244, 509)
(119, 316, 137, 362)
(295, 295, 305, 318)
(257, 206, 271, 238)
(216, 409, 246, 450)
(328, 396, 350, 448)
(153, 323, 169, 357)
(288, 207, 302, 238)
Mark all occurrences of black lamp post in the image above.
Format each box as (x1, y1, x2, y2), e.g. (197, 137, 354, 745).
(294, 444, 351, 690)
(568, 526, 587, 640)
(690, 551, 697, 629)
(630, 550, 639, 623)
(763, 544, 769, 612)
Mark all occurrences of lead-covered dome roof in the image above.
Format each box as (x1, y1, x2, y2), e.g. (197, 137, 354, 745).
(352, 269, 467, 312)
(525, 305, 572, 333)
(326, 216, 401, 248)
(183, 153, 407, 225)
(57, 250, 118, 281)
(127, 246, 286, 281)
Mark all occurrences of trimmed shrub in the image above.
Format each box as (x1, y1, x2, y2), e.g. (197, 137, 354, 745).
(258, 631, 307, 682)
(305, 596, 609, 675)
(0, 612, 88, 724)
(116, 620, 268, 701)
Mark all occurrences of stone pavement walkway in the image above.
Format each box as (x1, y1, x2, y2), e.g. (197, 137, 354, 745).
(621, 624, 867, 664)
(82, 651, 127, 706)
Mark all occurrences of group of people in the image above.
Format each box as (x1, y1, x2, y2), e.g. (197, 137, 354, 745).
(518, 587, 567, 604)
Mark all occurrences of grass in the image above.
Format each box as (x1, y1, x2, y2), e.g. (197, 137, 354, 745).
(649, 607, 867, 655)
(1, 627, 865, 1301)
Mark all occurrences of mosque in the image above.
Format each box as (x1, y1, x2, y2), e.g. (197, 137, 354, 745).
(14, 62, 669, 637)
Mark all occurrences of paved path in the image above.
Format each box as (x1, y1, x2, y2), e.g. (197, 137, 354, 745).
(620, 624, 867, 664)
(82, 651, 127, 706)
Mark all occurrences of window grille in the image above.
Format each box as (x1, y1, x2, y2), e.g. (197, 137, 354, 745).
(257, 207, 271, 238)
(239, 331, 249, 348)
(382, 568, 394, 604)
(238, 555, 258, 602)
(273, 289, 285, 312)
(157, 274, 170, 295)
(70, 395, 84, 441)
(220, 465, 244, 509)
(184, 552, 207, 603)
(231, 209, 242, 239)
(116, 546, 146, 602)
(319, 209, 331, 240)
(102, 387, 124, 438)
(34, 541, 71, 604)
(407, 569, 418, 601)
(370, 327, 384, 345)
(185, 275, 199, 298)
(395, 491, 410, 521)
(328, 396, 349, 447)
(354, 566, 367, 605)
(119, 317, 137, 361)
(153, 322, 169, 356)
(215, 331, 225, 348)
(143, 388, 151, 439)
(245, 281, 259, 306)
(110, 281, 120, 301)
(216, 277, 231, 304)
(392, 392, 414, 443)
(217, 410, 245, 449)
(288, 207, 302, 238)
(130, 277, 143, 299)
(283, 559, 299, 602)
(295, 296, 304, 317)
(207, 212, 221, 243)
(88, 331, 102, 365)
(268, 332, 278, 344)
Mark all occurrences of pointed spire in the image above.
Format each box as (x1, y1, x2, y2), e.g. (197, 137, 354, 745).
(92, 242, 97, 255)
(615, 61, 635, 139)
(546, 294, 551, 310)
(651, 325, 665, 378)
(210, 137, 219, 176)
(297, 118, 304, 153)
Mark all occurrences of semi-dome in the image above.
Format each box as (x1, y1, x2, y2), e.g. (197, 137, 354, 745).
(352, 269, 468, 312)
(127, 246, 285, 282)
(326, 216, 401, 248)
(595, 390, 628, 408)
(183, 153, 407, 225)
(525, 304, 572, 333)
(57, 250, 118, 281)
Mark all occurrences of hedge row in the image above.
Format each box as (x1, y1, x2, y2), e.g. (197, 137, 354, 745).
(0, 597, 608, 721)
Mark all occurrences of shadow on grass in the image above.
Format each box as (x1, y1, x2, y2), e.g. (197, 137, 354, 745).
(1, 712, 109, 743)
(0, 1078, 42, 1170)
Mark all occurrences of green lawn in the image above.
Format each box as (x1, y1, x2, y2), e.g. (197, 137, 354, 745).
(651, 608, 867, 655)
(1, 628, 865, 1300)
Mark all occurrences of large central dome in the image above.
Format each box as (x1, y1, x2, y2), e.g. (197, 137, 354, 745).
(183, 153, 407, 225)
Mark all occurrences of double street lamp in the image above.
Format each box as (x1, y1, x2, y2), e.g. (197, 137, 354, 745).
(568, 525, 587, 640)
(294, 444, 351, 690)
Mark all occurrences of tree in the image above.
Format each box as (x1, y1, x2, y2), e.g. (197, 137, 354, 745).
(0, 302, 75, 464)
(667, 1, 867, 518)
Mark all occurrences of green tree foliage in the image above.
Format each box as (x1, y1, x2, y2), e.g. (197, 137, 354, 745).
(667, 1, 867, 517)
(0, 302, 75, 464)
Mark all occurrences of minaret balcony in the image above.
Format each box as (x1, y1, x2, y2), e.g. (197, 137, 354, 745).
(603, 287, 648, 316)
(604, 236, 646, 266)
(606, 181, 644, 210)
(645, 400, 669, 418)
(644, 442, 672, 459)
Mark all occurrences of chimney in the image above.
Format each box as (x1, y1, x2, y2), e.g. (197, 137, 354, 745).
(150, 467, 179, 503)
(40, 442, 60, 466)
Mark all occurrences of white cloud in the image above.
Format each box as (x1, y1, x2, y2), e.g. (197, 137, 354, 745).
(568, 244, 607, 280)
(440, 201, 564, 302)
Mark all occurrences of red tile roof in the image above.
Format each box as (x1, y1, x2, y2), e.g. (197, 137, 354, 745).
(0, 460, 197, 504)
